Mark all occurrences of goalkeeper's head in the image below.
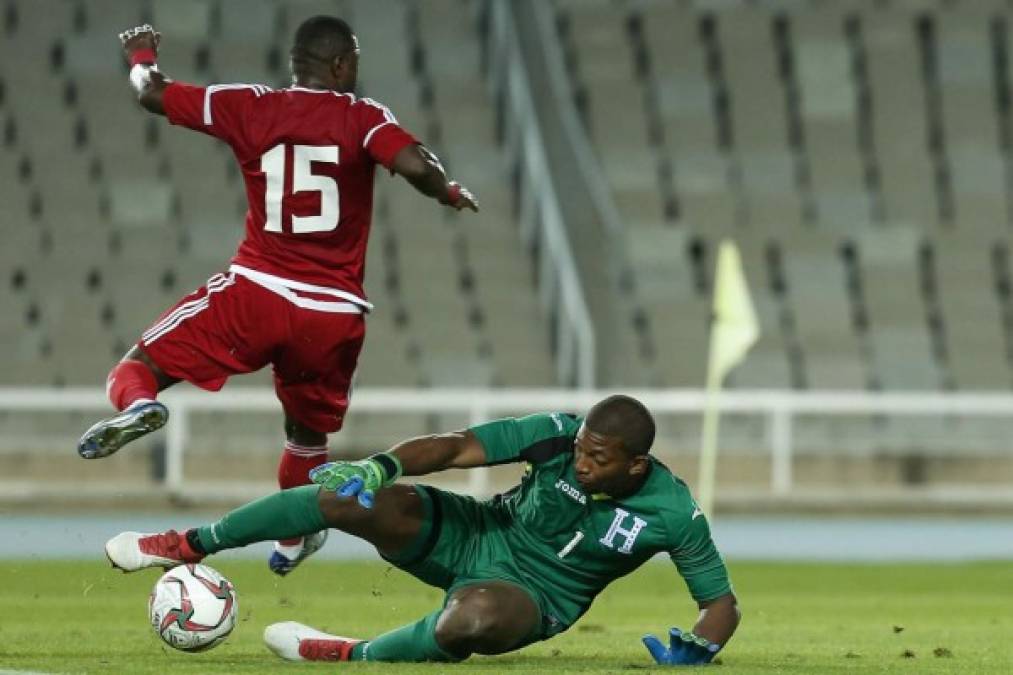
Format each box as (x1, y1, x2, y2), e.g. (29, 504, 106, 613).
(290, 15, 360, 93)
(574, 395, 656, 497)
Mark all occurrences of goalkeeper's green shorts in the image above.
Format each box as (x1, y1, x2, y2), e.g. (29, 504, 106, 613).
(382, 484, 561, 644)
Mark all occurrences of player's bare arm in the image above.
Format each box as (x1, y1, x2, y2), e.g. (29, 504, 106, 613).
(641, 591, 740, 665)
(692, 592, 740, 645)
(307, 430, 487, 507)
(118, 24, 170, 115)
(391, 144, 480, 212)
(389, 430, 488, 473)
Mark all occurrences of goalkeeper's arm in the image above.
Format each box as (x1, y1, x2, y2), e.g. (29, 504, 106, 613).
(692, 592, 740, 646)
(119, 23, 171, 115)
(387, 430, 489, 476)
(642, 593, 740, 666)
(308, 431, 489, 506)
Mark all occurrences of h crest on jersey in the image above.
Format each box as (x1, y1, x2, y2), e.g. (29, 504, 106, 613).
(598, 508, 648, 554)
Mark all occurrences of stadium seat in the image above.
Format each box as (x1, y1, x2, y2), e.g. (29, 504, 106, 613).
(47, 225, 112, 268)
(858, 227, 943, 390)
(863, 10, 939, 228)
(62, 32, 123, 78)
(150, 0, 213, 42)
(82, 0, 152, 36)
(105, 178, 175, 227)
(672, 152, 738, 231)
(1, 0, 78, 57)
(219, 0, 279, 42)
(357, 319, 423, 388)
(207, 41, 280, 85)
(718, 9, 790, 154)
(931, 233, 1011, 389)
(0, 163, 35, 228)
(332, 411, 431, 455)
(784, 233, 867, 389)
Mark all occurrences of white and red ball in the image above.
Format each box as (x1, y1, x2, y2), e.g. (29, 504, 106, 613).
(148, 563, 238, 652)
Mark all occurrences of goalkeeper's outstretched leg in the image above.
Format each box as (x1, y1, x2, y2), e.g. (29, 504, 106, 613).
(263, 580, 541, 662)
(104, 483, 427, 573)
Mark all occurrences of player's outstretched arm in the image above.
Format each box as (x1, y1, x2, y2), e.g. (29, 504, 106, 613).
(391, 144, 479, 212)
(119, 24, 170, 115)
(691, 592, 740, 646)
(309, 431, 487, 507)
(642, 592, 740, 666)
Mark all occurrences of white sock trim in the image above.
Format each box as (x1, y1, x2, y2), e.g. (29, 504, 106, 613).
(274, 539, 305, 559)
(284, 442, 328, 458)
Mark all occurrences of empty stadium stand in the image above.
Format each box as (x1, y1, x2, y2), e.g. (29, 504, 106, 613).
(553, 0, 1013, 392)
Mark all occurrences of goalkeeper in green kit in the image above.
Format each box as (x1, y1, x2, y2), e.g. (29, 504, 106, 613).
(105, 395, 740, 665)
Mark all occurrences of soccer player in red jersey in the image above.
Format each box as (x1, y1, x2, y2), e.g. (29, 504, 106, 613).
(77, 17, 479, 575)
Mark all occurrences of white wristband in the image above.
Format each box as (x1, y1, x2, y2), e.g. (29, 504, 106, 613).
(128, 63, 159, 93)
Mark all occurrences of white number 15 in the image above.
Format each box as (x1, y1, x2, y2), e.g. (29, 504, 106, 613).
(261, 144, 340, 234)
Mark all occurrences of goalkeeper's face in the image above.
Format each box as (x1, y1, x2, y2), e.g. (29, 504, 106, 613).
(572, 423, 649, 497)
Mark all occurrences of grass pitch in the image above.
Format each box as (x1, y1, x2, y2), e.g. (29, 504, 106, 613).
(0, 559, 1010, 673)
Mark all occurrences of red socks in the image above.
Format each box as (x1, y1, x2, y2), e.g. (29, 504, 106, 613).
(106, 359, 159, 411)
(278, 442, 329, 489)
(277, 442, 329, 546)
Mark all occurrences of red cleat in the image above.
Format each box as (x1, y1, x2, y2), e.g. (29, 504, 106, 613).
(105, 529, 204, 572)
(264, 622, 363, 661)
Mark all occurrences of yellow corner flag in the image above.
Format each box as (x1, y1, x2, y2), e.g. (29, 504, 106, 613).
(698, 240, 759, 519)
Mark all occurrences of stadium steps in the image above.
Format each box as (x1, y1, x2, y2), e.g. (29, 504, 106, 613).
(549, 0, 1013, 391)
(863, 9, 939, 228)
(930, 234, 1011, 389)
(219, 0, 280, 43)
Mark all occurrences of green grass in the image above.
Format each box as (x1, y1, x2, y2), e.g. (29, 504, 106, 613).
(0, 560, 1011, 673)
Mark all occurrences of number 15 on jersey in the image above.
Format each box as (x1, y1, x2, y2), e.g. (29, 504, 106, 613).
(261, 144, 341, 234)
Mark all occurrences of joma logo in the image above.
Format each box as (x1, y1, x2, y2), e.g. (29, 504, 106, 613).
(555, 478, 587, 504)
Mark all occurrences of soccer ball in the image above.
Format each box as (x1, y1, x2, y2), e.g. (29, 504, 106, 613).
(148, 563, 238, 652)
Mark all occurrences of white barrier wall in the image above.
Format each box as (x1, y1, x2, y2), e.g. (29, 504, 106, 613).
(2, 387, 1013, 506)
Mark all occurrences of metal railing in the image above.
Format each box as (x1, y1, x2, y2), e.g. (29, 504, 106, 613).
(485, 0, 596, 388)
(3, 387, 1013, 503)
(529, 0, 631, 245)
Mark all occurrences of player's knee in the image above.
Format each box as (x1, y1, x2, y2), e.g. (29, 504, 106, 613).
(434, 593, 518, 656)
(315, 489, 365, 528)
(434, 609, 497, 657)
(117, 346, 176, 390)
(283, 416, 327, 447)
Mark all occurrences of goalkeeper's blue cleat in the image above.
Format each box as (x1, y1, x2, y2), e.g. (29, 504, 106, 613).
(77, 399, 169, 459)
(642, 627, 721, 665)
(269, 530, 329, 576)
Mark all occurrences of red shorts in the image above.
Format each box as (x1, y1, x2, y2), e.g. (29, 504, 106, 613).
(140, 272, 365, 433)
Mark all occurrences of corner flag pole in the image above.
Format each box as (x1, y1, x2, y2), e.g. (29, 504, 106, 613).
(697, 240, 759, 519)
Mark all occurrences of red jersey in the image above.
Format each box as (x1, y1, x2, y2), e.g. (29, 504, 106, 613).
(162, 82, 418, 306)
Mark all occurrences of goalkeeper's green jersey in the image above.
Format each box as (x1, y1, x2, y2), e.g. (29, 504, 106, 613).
(470, 412, 732, 630)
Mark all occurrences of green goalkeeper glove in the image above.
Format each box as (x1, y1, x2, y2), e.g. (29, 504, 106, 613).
(308, 454, 403, 508)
